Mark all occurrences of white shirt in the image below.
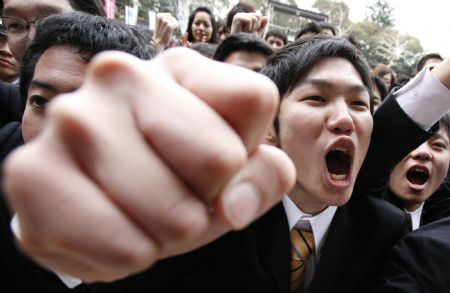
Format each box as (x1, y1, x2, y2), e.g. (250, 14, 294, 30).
(396, 66, 450, 129)
(405, 203, 425, 231)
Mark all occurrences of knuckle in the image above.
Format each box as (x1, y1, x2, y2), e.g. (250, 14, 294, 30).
(164, 200, 209, 242)
(109, 239, 158, 270)
(201, 146, 246, 180)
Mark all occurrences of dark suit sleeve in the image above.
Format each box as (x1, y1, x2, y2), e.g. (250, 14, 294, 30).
(355, 93, 437, 196)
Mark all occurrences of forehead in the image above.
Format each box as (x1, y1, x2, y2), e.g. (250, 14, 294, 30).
(267, 35, 282, 41)
(33, 45, 88, 92)
(3, 0, 73, 17)
(193, 12, 211, 22)
(435, 127, 450, 141)
(302, 57, 364, 86)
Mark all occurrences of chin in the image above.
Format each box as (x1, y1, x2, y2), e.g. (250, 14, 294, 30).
(323, 191, 352, 207)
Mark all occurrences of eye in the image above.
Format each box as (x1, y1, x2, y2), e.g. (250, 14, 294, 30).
(350, 99, 370, 110)
(29, 95, 49, 110)
(6, 21, 25, 33)
(431, 141, 448, 150)
(304, 95, 325, 102)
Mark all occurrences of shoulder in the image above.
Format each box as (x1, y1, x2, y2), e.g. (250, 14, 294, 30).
(346, 194, 408, 242)
(0, 81, 21, 125)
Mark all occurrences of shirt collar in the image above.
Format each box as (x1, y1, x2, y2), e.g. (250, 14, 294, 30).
(405, 202, 424, 230)
(282, 195, 337, 251)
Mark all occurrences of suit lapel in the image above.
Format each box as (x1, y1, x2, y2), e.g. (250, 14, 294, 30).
(306, 204, 360, 293)
(258, 203, 291, 293)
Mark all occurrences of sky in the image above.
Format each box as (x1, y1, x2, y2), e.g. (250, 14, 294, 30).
(296, 0, 450, 57)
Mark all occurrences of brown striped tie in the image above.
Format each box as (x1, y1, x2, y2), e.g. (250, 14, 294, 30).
(290, 228, 315, 293)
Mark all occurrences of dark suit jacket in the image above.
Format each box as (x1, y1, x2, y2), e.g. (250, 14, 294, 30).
(372, 217, 450, 293)
(82, 87, 435, 293)
(0, 81, 22, 127)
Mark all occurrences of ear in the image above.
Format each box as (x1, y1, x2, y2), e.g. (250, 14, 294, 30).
(263, 125, 278, 146)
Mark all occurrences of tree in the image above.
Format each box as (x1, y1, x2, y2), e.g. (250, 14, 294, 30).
(349, 22, 423, 76)
(366, 0, 395, 28)
(313, 0, 352, 33)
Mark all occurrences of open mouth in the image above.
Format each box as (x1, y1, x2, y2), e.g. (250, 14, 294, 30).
(326, 148, 351, 181)
(406, 166, 429, 186)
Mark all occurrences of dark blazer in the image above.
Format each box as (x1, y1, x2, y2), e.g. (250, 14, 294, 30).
(421, 171, 450, 225)
(82, 90, 435, 292)
(372, 217, 450, 293)
(0, 81, 22, 127)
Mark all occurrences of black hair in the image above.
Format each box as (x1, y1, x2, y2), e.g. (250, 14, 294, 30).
(19, 11, 155, 110)
(439, 112, 450, 139)
(265, 28, 288, 46)
(261, 35, 372, 132)
(190, 42, 217, 59)
(295, 21, 337, 40)
(186, 7, 217, 44)
(0, 0, 105, 16)
(217, 19, 230, 34)
(395, 74, 411, 87)
(320, 22, 337, 36)
(416, 53, 443, 73)
(372, 75, 388, 101)
(345, 35, 362, 51)
(226, 2, 255, 30)
(213, 33, 273, 62)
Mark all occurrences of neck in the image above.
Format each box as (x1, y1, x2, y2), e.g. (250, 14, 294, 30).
(288, 184, 328, 215)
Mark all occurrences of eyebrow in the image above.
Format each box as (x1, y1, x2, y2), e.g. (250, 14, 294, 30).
(301, 78, 369, 93)
(432, 133, 449, 142)
(30, 80, 57, 94)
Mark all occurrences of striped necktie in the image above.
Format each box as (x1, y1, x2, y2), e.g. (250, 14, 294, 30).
(290, 227, 315, 293)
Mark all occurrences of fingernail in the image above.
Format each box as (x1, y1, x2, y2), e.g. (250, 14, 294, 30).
(223, 182, 262, 229)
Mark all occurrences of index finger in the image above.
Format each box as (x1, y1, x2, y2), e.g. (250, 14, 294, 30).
(157, 48, 279, 153)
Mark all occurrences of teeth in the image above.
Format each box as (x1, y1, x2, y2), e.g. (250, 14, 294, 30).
(412, 168, 426, 173)
(332, 148, 348, 153)
(330, 173, 348, 181)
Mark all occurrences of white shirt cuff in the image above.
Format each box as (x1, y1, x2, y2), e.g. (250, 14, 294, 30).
(396, 67, 450, 130)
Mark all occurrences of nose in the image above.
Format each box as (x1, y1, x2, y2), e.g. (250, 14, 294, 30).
(326, 100, 355, 135)
(410, 143, 432, 161)
(28, 25, 37, 40)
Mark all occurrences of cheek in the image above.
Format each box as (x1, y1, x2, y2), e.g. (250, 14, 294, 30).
(435, 153, 450, 180)
(278, 109, 319, 163)
(356, 116, 373, 153)
(388, 164, 406, 193)
(22, 110, 45, 143)
(9, 35, 28, 62)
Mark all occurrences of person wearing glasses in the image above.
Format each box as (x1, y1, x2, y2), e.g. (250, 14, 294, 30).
(0, 0, 105, 63)
(0, 0, 106, 127)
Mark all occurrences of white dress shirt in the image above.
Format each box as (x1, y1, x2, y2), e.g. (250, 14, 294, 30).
(405, 203, 425, 231)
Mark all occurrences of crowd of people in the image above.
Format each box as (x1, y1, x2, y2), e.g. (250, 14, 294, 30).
(0, 0, 450, 292)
